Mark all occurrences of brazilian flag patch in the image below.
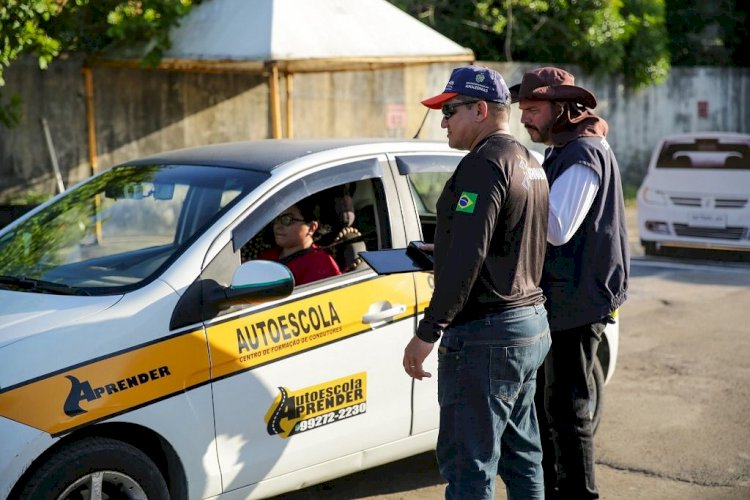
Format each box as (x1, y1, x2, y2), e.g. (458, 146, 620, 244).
(456, 191, 478, 213)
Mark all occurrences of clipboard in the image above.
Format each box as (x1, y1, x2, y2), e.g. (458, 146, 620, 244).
(360, 243, 433, 275)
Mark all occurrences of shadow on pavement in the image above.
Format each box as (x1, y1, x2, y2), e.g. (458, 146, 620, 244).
(272, 451, 444, 499)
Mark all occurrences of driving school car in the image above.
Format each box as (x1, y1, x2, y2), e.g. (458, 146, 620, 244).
(0, 139, 618, 499)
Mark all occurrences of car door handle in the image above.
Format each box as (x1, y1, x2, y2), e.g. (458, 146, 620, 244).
(362, 303, 407, 324)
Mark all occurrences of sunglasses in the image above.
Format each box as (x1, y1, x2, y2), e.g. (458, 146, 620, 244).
(274, 214, 307, 226)
(441, 100, 480, 119)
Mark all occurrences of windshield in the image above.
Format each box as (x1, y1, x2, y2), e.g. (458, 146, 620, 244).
(0, 164, 268, 295)
(655, 138, 750, 169)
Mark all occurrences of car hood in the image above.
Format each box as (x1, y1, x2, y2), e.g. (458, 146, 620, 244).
(643, 169, 750, 196)
(0, 290, 122, 349)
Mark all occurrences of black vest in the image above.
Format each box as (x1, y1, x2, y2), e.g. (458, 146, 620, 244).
(543, 137, 629, 330)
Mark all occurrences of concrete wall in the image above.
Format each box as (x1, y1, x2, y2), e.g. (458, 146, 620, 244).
(465, 62, 750, 186)
(1, 56, 748, 201)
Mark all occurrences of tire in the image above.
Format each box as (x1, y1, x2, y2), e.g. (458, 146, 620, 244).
(17, 437, 169, 500)
(588, 357, 605, 434)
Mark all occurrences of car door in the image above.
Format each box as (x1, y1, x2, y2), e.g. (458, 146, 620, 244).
(198, 155, 420, 493)
(388, 151, 465, 435)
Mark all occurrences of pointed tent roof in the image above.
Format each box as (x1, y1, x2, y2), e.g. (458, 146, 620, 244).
(87, 0, 474, 141)
(99, 0, 474, 72)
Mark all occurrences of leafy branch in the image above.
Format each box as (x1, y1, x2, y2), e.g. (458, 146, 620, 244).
(0, 0, 200, 128)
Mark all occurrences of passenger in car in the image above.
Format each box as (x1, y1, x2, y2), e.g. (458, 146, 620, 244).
(258, 198, 341, 286)
(318, 183, 368, 272)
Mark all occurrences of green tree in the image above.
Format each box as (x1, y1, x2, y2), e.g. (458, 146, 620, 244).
(666, 0, 749, 66)
(391, 0, 670, 88)
(0, 0, 200, 127)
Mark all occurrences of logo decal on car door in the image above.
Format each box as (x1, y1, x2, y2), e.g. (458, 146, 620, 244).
(265, 372, 367, 438)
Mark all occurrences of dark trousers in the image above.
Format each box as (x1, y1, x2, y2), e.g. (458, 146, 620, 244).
(535, 321, 605, 499)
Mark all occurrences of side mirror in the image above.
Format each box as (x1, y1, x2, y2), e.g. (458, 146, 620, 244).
(212, 260, 294, 308)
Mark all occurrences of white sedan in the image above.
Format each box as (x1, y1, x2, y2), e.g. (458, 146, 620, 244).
(0, 139, 617, 499)
(637, 132, 750, 255)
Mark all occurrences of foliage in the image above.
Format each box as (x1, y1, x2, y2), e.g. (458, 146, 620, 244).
(0, 90, 22, 127)
(666, 0, 749, 66)
(0, 0, 199, 127)
(8, 191, 52, 205)
(620, 0, 671, 88)
(391, 0, 671, 88)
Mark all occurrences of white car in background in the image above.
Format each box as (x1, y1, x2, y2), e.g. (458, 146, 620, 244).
(637, 132, 750, 256)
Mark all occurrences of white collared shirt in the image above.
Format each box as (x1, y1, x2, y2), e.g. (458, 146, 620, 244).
(547, 163, 600, 246)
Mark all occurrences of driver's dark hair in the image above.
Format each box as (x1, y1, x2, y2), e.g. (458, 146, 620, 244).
(294, 196, 331, 238)
(295, 197, 320, 223)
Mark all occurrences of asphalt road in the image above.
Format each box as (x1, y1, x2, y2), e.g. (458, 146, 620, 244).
(274, 209, 750, 499)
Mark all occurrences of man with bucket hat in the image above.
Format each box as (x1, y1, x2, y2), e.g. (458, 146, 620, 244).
(511, 67, 629, 499)
(403, 65, 551, 499)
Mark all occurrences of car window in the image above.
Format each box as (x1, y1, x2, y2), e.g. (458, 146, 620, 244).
(189, 163, 394, 326)
(0, 164, 268, 295)
(224, 156, 394, 294)
(656, 138, 750, 169)
(241, 178, 389, 281)
(408, 172, 453, 216)
(395, 154, 463, 243)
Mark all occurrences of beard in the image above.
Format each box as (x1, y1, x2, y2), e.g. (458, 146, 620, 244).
(525, 121, 552, 144)
(525, 102, 564, 144)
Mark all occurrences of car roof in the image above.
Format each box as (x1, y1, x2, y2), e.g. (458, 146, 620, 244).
(120, 138, 454, 173)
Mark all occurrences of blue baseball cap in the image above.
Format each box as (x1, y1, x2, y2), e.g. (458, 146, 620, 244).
(421, 66, 511, 109)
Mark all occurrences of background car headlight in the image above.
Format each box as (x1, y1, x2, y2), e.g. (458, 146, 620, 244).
(639, 187, 668, 206)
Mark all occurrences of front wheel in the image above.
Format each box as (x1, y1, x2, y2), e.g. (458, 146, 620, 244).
(589, 357, 605, 434)
(15, 437, 169, 500)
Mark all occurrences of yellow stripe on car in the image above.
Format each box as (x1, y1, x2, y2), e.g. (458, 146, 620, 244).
(0, 274, 416, 435)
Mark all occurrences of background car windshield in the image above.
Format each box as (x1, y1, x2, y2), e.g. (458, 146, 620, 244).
(0, 164, 268, 294)
(656, 138, 750, 169)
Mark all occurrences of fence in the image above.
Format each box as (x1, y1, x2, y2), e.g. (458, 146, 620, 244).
(1, 56, 748, 203)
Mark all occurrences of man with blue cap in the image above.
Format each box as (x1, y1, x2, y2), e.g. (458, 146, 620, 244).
(403, 65, 551, 499)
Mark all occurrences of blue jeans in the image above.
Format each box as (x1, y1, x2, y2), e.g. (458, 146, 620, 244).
(437, 304, 551, 500)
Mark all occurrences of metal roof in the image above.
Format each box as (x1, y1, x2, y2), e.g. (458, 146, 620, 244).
(99, 0, 473, 72)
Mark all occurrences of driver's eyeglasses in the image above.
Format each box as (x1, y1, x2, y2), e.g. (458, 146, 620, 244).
(441, 100, 480, 119)
(274, 214, 307, 226)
